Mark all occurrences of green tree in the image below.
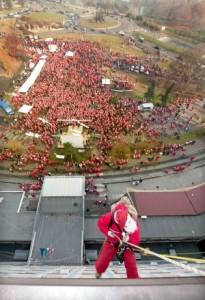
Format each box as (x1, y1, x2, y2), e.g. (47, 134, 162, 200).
(144, 81, 155, 99)
(109, 97, 118, 105)
(7, 140, 23, 155)
(161, 83, 174, 106)
(63, 142, 80, 162)
(111, 142, 131, 160)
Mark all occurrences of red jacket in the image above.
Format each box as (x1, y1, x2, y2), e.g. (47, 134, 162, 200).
(98, 211, 140, 245)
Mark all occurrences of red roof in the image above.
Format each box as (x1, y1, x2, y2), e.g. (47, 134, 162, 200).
(134, 184, 205, 216)
(186, 184, 205, 214)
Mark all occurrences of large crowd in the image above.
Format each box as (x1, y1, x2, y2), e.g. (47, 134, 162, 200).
(0, 38, 199, 177)
(113, 57, 162, 77)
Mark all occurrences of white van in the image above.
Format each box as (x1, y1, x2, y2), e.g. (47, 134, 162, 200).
(139, 36, 144, 42)
(119, 31, 125, 36)
(138, 103, 154, 111)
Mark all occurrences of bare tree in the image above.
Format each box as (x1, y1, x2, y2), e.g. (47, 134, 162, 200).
(18, 0, 25, 8)
(5, 0, 13, 9)
(164, 45, 205, 97)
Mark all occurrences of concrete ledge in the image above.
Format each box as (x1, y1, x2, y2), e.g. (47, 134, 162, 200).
(0, 277, 205, 300)
(0, 276, 205, 286)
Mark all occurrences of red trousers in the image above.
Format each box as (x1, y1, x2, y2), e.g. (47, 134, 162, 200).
(95, 241, 139, 279)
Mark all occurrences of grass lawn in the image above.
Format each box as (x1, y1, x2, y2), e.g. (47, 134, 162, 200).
(158, 58, 172, 70)
(0, 8, 21, 15)
(122, 74, 165, 101)
(166, 28, 205, 44)
(135, 32, 184, 55)
(39, 32, 145, 57)
(86, 34, 145, 57)
(129, 74, 150, 98)
(163, 129, 205, 145)
(25, 12, 64, 24)
(80, 16, 118, 29)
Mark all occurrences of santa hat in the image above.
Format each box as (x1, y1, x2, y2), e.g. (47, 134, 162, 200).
(114, 204, 128, 231)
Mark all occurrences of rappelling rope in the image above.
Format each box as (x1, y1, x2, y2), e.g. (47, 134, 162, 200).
(124, 191, 205, 275)
(163, 255, 205, 264)
(112, 233, 205, 277)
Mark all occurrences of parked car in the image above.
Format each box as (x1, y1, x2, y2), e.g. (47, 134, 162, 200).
(138, 103, 154, 112)
(118, 31, 125, 36)
(0, 100, 14, 116)
(139, 36, 144, 42)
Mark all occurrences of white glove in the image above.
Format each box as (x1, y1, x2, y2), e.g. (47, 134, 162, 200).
(122, 232, 129, 242)
(108, 230, 115, 238)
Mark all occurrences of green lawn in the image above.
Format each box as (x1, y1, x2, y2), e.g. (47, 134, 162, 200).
(80, 16, 118, 29)
(39, 32, 145, 57)
(0, 8, 20, 15)
(135, 32, 184, 55)
(163, 129, 205, 145)
(25, 12, 64, 24)
(86, 34, 145, 57)
(166, 28, 205, 44)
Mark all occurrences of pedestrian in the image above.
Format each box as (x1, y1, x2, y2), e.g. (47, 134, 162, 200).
(95, 196, 141, 279)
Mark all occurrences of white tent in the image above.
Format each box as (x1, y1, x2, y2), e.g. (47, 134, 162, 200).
(18, 104, 33, 114)
(38, 117, 51, 124)
(45, 37, 54, 42)
(65, 51, 74, 57)
(40, 54, 47, 60)
(25, 132, 41, 138)
(18, 59, 46, 93)
(102, 78, 111, 85)
(29, 62, 35, 70)
(48, 44, 58, 53)
(37, 49, 42, 55)
(60, 133, 84, 148)
(54, 153, 65, 160)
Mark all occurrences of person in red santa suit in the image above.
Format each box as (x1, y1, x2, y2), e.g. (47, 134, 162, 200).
(95, 196, 141, 279)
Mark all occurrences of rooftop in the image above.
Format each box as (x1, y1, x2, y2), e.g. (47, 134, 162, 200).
(41, 176, 85, 197)
(131, 183, 205, 216)
(0, 191, 35, 242)
(84, 214, 205, 241)
(29, 176, 85, 265)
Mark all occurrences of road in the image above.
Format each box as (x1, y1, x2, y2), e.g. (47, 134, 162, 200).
(1, 150, 205, 218)
(105, 163, 205, 199)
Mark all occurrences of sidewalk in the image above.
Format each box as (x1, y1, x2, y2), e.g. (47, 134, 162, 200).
(0, 138, 205, 181)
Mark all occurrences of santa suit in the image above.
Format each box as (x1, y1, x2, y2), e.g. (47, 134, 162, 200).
(95, 203, 140, 279)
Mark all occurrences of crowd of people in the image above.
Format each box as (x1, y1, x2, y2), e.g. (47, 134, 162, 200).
(0, 38, 199, 177)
